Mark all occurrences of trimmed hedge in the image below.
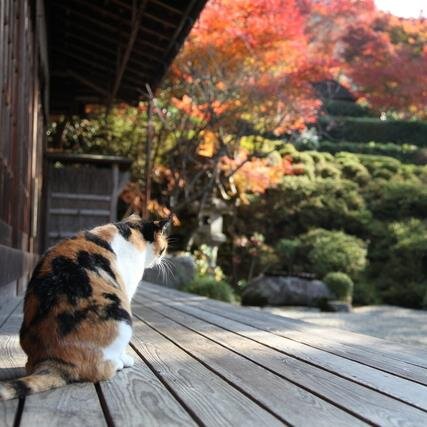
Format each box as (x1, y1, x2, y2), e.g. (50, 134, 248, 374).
(324, 272, 354, 303)
(318, 115, 427, 146)
(307, 141, 424, 164)
(324, 100, 374, 118)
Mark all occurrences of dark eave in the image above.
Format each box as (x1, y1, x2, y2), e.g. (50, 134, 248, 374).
(47, 0, 208, 114)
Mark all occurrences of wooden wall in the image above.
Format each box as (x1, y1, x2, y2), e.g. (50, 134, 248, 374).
(0, 0, 48, 298)
(44, 156, 130, 250)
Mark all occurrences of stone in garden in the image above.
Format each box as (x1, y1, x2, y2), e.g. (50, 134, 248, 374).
(241, 274, 333, 307)
(143, 254, 196, 289)
(325, 301, 352, 312)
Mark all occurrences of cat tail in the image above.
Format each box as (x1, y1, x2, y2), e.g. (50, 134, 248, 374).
(0, 360, 74, 400)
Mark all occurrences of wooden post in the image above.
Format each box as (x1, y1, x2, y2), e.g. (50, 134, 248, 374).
(143, 98, 153, 219)
(110, 163, 119, 222)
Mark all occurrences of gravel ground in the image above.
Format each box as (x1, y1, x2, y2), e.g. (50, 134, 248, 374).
(260, 305, 427, 348)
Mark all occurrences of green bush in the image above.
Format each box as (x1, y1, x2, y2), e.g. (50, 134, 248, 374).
(324, 100, 374, 118)
(308, 141, 421, 164)
(352, 280, 380, 306)
(183, 276, 235, 303)
(300, 229, 367, 279)
(276, 239, 300, 273)
(318, 115, 427, 146)
(365, 181, 427, 220)
(324, 272, 353, 302)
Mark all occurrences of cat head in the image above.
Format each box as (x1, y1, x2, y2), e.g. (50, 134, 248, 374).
(120, 214, 171, 267)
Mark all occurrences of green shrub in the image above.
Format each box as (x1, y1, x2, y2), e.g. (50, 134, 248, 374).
(276, 239, 300, 273)
(352, 281, 380, 306)
(324, 100, 374, 118)
(318, 115, 427, 146)
(183, 276, 235, 303)
(365, 181, 427, 220)
(300, 229, 367, 279)
(309, 141, 421, 163)
(324, 272, 354, 302)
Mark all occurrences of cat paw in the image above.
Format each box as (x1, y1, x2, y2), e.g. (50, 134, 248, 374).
(121, 354, 135, 368)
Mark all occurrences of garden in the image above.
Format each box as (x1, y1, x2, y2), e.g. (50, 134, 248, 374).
(48, 0, 427, 311)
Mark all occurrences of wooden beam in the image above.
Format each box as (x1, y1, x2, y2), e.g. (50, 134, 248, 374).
(65, 31, 164, 65)
(68, 71, 110, 97)
(54, 3, 171, 41)
(110, 0, 183, 17)
(107, 0, 149, 111)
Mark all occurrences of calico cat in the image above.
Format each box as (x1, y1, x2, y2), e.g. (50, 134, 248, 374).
(0, 214, 169, 400)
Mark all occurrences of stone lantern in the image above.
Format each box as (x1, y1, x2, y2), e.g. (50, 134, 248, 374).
(194, 198, 229, 269)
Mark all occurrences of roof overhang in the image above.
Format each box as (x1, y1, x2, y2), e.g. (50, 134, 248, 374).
(46, 0, 208, 114)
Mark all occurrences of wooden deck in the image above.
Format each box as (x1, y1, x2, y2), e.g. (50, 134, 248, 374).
(1, 282, 427, 427)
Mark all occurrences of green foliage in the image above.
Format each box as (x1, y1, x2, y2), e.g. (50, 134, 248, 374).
(352, 280, 380, 306)
(231, 146, 427, 307)
(324, 100, 374, 118)
(308, 141, 422, 164)
(365, 181, 427, 220)
(324, 272, 354, 302)
(300, 229, 367, 279)
(183, 276, 235, 303)
(275, 239, 300, 273)
(318, 116, 427, 146)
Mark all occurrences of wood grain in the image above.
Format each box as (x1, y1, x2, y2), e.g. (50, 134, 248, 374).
(99, 346, 198, 427)
(141, 283, 427, 379)
(138, 290, 427, 410)
(135, 295, 427, 427)
(130, 316, 284, 427)
(20, 383, 107, 427)
(133, 303, 366, 427)
(0, 302, 26, 427)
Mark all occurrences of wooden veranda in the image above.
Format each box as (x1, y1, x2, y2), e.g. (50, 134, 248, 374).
(1, 283, 426, 427)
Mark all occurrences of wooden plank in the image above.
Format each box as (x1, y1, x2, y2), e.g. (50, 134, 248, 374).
(130, 317, 284, 427)
(49, 208, 111, 217)
(0, 244, 37, 288)
(141, 283, 427, 377)
(135, 295, 427, 427)
(133, 303, 366, 426)
(20, 383, 108, 427)
(51, 192, 111, 202)
(99, 346, 198, 427)
(0, 302, 25, 427)
(138, 291, 427, 412)
(0, 296, 21, 329)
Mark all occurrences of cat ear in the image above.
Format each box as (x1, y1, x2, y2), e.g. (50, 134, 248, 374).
(154, 216, 172, 234)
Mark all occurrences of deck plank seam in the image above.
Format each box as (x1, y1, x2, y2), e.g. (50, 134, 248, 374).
(12, 397, 25, 427)
(0, 300, 22, 331)
(142, 284, 427, 368)
(133, 308, 377, 426)
(94, 382, 116, 427)
(133, 313, 292, 427)
(137, 294, 427, 413)
(142, 289, 427, 385)
(128, 342, 206, 427)
(194, 301, 427, 387)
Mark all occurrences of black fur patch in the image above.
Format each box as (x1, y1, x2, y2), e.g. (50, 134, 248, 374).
(84, 231, 114, 253)
(10, 380, 31, 397)
(77, 251, 117, 282)
(102, 293, 132, 325)
(128, 221, 156, 242)
(26, 256, 93, 325)
(114, 222, 131, 239)
(57, 306, 96, 336)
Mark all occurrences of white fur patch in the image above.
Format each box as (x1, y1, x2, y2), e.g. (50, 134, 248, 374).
(102, 321, 132, 369)
(111, 233, 148, 299)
